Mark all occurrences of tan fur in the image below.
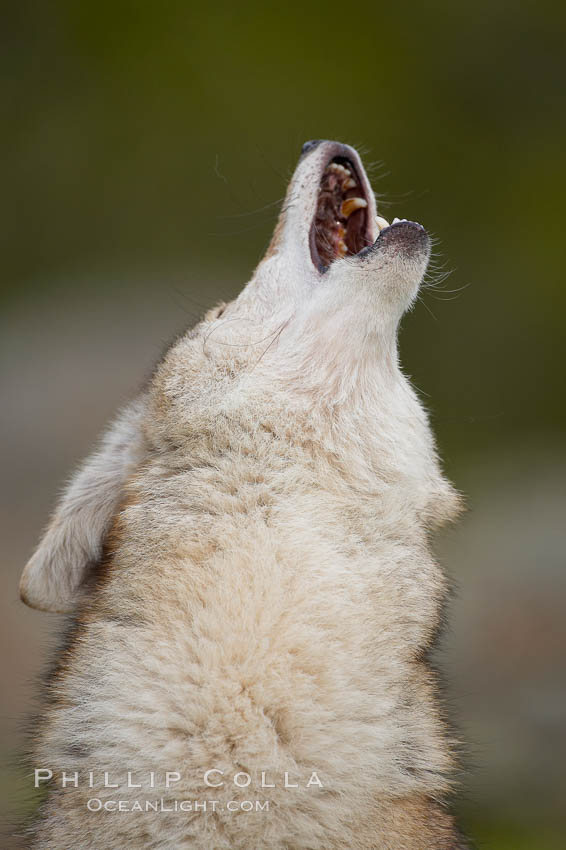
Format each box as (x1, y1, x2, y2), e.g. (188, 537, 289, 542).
(20, 396, 147, 612)
(24, 141, 465, 849)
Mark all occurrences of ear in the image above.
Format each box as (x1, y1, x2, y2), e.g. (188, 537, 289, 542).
(20, 397, 146, 612)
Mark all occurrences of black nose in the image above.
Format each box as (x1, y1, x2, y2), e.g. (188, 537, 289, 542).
(301, 139, 323, 157)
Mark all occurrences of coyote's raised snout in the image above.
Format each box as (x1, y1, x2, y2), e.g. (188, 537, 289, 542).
(22, 140, 466, 849)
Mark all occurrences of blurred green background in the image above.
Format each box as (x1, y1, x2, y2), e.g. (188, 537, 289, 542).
(1, 1, 565, 847)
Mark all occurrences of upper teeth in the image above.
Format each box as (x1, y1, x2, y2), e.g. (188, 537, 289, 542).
(328, 162, 351, 176)
(341, 197, 367, 218)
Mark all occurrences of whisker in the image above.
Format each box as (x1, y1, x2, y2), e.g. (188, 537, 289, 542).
(416, 294, 439, 321)
(250, 320, 290, 372)
(218, 197, 286, 220)
(203, 318, 286, 356)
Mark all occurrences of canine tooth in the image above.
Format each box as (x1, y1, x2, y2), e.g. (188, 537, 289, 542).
(343, 177, 356, 190)
(341, 197, 367, 218)
(375, 215, 390, 231)
(392, 217, 408, 224)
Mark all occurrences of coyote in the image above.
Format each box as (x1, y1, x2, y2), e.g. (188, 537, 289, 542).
(21, 140, 466, 849)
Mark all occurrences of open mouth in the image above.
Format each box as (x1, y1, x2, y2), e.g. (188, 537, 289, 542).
(308, 152, 412, 273)
(310, 157, 372, 273)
